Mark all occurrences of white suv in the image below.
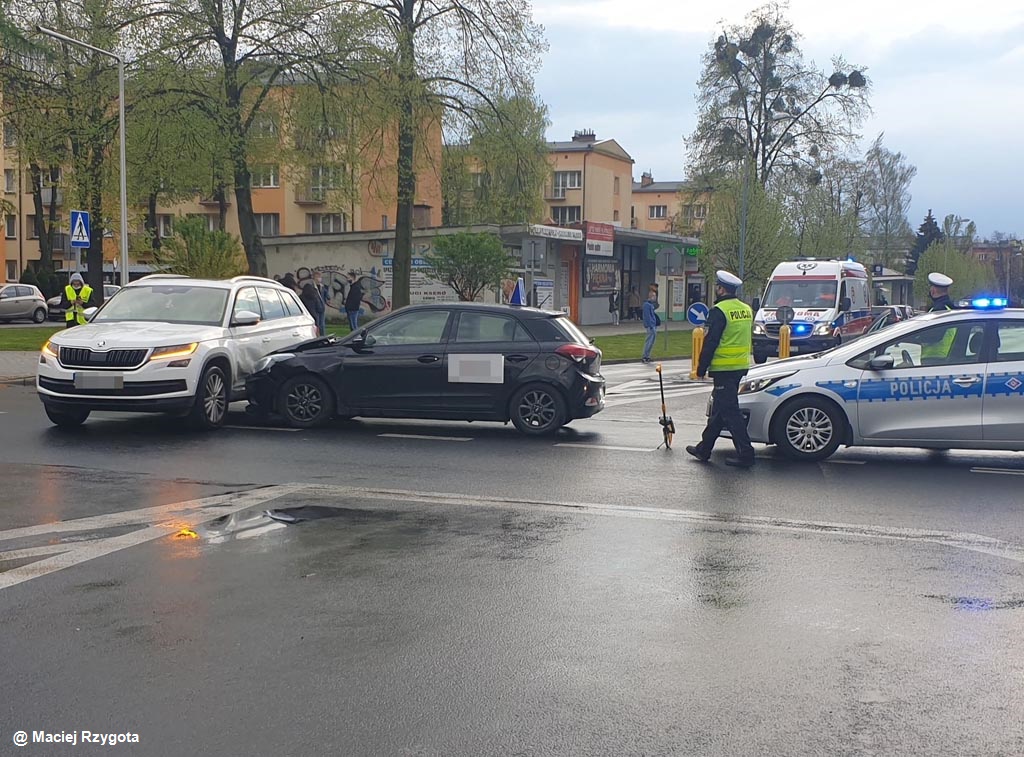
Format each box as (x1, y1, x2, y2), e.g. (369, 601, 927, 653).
(37, 275, 318, 428)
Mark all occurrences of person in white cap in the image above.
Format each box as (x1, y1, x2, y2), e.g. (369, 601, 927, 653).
(686, 270, 756, 468)
(926, 272, 955, 312)
(63, 273, 93, 328)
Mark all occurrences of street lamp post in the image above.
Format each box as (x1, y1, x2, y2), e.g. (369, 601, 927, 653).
(36, 26, 129, 286)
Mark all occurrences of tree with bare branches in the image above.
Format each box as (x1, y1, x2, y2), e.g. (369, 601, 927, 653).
(688, 2, 870, 189)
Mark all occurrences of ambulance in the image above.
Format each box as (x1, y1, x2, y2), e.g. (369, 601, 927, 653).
(752, 258, 874, 364)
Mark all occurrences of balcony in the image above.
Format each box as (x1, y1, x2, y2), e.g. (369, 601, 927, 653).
(294, 187, 327, 205)
(199, 195, 230, 207)
(40, 187, 63, 207)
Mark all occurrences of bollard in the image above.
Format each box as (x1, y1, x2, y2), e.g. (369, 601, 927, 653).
(689, 326, 705, 379)
(778, 324, 791, 359)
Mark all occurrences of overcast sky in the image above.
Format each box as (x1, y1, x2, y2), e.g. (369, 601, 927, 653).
(532, 0, 1023, 238)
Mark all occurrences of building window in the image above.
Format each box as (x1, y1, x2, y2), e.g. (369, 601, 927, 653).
(3, 123, 15, 147)
(551, 205, 581, 225)
(158, 215, 174, 238)
(27, 215, 39, 239)
(308, 213, 346, 234)
(613, 177, 620, 195)
(251, 164, 279, 188)
(255, 213, 280, 237)
(381, 215, 389, 230)
(186, 213, 218, 232)
(6, 261, 16, 281)
(694, 204, 707, 220)
(4, 215, 15, 239)
(613, 210, 620, 223)
(649, 205, 667, 220)
(4, 169, 16, 193)
(554, 171, 582, 190)
(46, 166, 62, 184)
(250, 115, 277, 139)
(413, 205, 432, 228)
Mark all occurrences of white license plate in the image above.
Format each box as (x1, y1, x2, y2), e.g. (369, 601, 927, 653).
(74, 373, 124, 390)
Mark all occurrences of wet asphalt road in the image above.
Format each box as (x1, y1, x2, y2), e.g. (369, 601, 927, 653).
(1, 374, 1023, 756)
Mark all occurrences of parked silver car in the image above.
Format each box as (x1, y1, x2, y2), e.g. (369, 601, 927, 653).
(0, 283, 47, 323)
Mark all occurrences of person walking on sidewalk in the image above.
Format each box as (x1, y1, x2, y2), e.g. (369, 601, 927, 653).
(641, 289, 660, 363)
(686, 270, 756, 468)
(627, 286, 641, 320)
(608, 289, 620, 326)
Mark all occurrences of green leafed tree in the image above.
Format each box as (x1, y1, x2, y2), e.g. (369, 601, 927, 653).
(441, 94, 550, 226)
(697, 172, 791, 299)
(137, 0, 368, 275)
(905, 210, 944, 275)
(354, 0, 546, 309)
(154, 216, 247, 278)
(861, 133, 916, 269)
(424, 231, 511, 302)
(688, 2, 870, 189)
(914, 240, 996, 303)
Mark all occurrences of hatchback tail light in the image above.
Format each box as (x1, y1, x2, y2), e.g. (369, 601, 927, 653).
(556, 344, 601, 364)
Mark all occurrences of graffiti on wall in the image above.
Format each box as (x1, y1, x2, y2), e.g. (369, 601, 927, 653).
(275, 265, 388, 315)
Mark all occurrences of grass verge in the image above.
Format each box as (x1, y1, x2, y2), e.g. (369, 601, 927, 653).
(0, 326, 62, 352)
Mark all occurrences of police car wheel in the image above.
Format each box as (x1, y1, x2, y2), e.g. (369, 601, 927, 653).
(772, 397, 844, 462)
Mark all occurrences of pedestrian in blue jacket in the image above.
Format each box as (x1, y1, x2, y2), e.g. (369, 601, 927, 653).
(641, 290, 660, 363)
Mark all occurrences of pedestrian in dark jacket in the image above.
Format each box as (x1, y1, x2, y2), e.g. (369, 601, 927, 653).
(344, 271, 363, 331)
(300, 282, 325, 334)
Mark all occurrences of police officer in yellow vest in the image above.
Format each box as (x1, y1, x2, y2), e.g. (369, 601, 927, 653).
(686, 270, 756, 468)
(921, 272, 955, 363)
(64, 273, 93, 328)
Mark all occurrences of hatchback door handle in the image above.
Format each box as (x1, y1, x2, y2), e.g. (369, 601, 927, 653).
(262, 337, 272, 343)
(953, 376, 979, 386)
(417, 355, 440, 363)
(292, 331, 300, 337)
(505, 354, 529, 363)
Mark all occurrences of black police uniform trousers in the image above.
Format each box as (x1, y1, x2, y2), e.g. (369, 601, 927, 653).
(697, 370, 755, 462)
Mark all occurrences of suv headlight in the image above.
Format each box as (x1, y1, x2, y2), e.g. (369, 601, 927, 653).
(149, 343, 198, 361)
(254, 353, 294, 373)
(753, 323, 766, 335)
(739, 372, 796, 394)
(813, 323, 833, 336)
(42, 339, 58, 358)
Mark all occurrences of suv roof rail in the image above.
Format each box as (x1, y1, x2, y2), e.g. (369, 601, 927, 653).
(229, 275, 277, 284)
(138, 273, 189, 279)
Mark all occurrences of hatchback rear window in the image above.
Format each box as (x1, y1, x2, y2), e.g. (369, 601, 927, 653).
(525, 315, 590, 345)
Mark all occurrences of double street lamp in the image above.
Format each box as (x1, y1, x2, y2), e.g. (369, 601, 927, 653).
(36, 26, 129, 286)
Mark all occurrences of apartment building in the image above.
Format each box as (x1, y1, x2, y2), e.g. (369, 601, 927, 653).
(631, 172, 710, 236)
(1, 112, 443, 281)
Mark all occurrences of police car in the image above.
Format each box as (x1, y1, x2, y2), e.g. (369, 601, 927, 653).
(737, 299, 1024, 461)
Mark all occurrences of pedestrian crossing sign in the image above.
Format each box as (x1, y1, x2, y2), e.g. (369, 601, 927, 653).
(70, 210, 90, 248)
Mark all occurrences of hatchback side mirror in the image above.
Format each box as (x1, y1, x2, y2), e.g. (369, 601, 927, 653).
(350, 329, 376, 348)
(868, 354, 895, 371)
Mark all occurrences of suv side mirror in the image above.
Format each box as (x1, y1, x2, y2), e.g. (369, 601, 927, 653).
(752, 297, 761, 311)
(232, 309, 261, 327)
(868, 354, 895, 371)
(83, 307, 98, 322)
(840, 297, 852, 312)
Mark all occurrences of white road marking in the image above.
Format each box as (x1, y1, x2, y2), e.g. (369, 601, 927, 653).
(0, 484, 310, 591)
(555, 443, 652, 452)
(225, 425, 302, 432)
(378, 433, 473, 442)
(826, 460, 867, 465)
(971, 467, 1024, 476)
(603, 386, 711, 407)
(307, 485, 1024, 564)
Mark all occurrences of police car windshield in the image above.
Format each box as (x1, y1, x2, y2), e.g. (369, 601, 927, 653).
(92, 285, 229, 326)
(763, 281, 837, 309)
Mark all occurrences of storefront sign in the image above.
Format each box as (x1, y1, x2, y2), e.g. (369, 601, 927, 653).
(382, 258, 459, 304)
(584, 259, 620, 295)
(534, 277, 555, 310)
(584, 221, 615, 257)
(529, 224, 583, 242)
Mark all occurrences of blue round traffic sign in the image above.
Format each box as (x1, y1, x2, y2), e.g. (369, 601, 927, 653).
(687, 302, 709, 325)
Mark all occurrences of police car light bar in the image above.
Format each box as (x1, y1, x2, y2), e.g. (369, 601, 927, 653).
(971, 297, 1007, 309)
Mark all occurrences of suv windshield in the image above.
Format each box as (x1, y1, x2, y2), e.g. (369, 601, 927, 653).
(93, 284, 229, 326)
(763, 281, 838, 309)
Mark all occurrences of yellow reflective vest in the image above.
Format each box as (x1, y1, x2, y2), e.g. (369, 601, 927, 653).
(709, 299, 753, 372)
(65, 284, 93, 325)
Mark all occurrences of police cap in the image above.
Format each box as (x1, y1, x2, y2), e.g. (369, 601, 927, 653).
(716, 270, 742, 290)
(927, 272, 953, 288)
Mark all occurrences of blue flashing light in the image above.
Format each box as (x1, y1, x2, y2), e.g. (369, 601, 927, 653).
(971, 297, 1007, 310)
(793, 324, 811, 335)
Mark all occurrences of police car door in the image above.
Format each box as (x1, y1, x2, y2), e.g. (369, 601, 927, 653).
(854, 320, 986, 442)
(983, 317, 1024, 443)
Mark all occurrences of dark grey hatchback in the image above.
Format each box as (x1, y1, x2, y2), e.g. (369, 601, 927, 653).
(245, 303, 605, 434)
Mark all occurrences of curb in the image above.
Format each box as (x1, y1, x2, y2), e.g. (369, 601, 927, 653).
(0, 376, 34, 386)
